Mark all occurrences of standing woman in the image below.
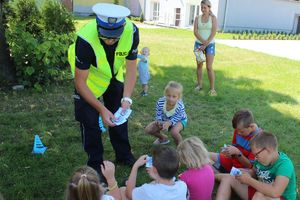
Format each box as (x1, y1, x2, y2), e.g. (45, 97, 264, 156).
(194, 0, 218, 96)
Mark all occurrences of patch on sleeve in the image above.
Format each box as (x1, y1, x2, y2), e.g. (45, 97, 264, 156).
(132, 48, 138, 54)
(75, 56, 84, 64)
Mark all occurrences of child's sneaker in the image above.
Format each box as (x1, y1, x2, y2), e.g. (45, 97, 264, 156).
(208, 89, 217, 96)
(153, 138, 170, 145)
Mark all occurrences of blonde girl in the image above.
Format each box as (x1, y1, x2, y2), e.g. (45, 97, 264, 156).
(66, 161, 121, 200)
(194, 0, 218, 96)
(145, 81, 187, 145)
(177, 137, 214, 200)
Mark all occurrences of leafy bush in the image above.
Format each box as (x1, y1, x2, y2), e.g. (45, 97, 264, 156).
(4, 0, 75, 88)
(42, 0, 75, 34)
(231, 30, 300, 40)
(129, 15, 142, 22)
(140, 12, 144, 23)
(6, 0, 42, 37)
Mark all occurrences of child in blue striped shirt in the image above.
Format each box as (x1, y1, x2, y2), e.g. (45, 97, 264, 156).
(145, 81, 187, 146)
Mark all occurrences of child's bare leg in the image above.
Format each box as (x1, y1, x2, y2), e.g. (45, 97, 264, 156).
(170, 123, 183, 145)
(145, 121, 167, 140)
(216, 175, 248, 200)
(252, 192, 280, 200)
(209, 152, 219, 163)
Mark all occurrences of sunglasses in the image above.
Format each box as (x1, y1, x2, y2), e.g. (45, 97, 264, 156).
(99, 36, 120, 41)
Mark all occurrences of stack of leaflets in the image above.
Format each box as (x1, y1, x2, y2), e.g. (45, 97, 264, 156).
(113, 107, 132, 126)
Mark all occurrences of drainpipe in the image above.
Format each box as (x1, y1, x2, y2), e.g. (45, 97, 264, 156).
(223, 0, 229, 31)
(143, 0, 146, 20)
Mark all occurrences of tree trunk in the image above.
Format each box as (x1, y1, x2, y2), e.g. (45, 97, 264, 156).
(0, 1, 16, 86)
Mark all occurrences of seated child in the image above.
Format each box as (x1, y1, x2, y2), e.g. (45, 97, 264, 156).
(177, 136, 215, 200)
(137, 47, 150, 96)
(215, 131, 297, 200)
(124, 145, 187, 200)
(210, 109, 261, 172)
(66, 161, 121, 200)
(145, 81, 187, 145)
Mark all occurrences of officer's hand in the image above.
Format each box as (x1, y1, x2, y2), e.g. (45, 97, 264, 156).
(121, 100, 131, 111)
(101, 108, 116, 127)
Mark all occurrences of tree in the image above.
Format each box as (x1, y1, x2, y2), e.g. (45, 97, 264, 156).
(0, 0, 15, 85)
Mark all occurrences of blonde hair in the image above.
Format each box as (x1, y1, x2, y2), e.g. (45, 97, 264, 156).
(66, 166, 103, 200)
(164, 81, 183, 99)
(201, 0, 214, 16)
(177, 137, 210, 168)
(141, 47, 150, 56)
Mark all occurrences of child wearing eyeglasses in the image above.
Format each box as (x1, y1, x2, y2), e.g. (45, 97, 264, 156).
(215, 131, 296, 200)
(209, 109, 262, 173)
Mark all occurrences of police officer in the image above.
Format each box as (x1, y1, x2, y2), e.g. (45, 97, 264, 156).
(68, 3, 139, 180)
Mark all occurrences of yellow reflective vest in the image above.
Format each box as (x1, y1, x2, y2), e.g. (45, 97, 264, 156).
(68, 19, 133, 98)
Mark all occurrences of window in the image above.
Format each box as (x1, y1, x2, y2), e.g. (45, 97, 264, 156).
(175, 8, 181, 26)
(189, 5, 195, 25)
(152, 2, 160, 21)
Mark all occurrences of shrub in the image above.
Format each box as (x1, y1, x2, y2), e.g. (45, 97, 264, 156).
(140, 12, 144, 23)
(5, 0, 75, 88)
(6, 0, 42, 37)
(42, 0, 75, 34)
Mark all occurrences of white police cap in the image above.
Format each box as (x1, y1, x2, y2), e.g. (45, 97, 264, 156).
(92, 3, 130, 38)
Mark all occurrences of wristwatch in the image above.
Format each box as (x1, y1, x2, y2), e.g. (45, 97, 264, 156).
(237, 152, 242, 158)
(121, 97, 132, 105)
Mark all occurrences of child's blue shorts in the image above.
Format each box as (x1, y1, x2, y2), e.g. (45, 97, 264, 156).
(181, 119, 188, 129)
(194, 42, 215, 55)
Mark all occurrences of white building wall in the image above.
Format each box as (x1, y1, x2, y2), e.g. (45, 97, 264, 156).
(143, 0, 220, 28)
(218, 0, 300, 33)
(128, 0, 141, 16)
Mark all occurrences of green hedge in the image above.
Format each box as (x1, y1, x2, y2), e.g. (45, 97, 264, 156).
(4, 0, 75, 90)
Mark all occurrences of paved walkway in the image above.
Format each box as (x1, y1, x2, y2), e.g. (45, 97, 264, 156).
(135, 23, 300, 61)
(216, 39, 300, 61)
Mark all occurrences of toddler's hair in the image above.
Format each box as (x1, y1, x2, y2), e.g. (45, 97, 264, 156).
(152, 145, 179, 179)
(141, 47, 150, 56)
(232, 109, 254, 129)
(250, 131, 278, 150)
(164, 81, 183, 99)
(177, 136, 210, 168)
(66, 166, 102, 200)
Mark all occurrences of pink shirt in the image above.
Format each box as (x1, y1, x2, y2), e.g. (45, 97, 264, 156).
(179, 164, 214, 200)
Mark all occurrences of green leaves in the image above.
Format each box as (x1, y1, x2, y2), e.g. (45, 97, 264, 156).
(25, 67, 35, 76)
(4, 0, 75, 89)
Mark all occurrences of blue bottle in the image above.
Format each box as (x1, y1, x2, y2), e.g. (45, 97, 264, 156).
(99, 116, 107, 133)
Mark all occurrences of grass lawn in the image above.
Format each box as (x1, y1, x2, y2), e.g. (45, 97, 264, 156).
(0, 23, 299, 199)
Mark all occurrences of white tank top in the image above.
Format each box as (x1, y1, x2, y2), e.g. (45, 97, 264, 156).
(196, 15, 215, 44)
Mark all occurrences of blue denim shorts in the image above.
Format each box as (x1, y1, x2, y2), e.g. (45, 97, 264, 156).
(194, 42, 215, 55)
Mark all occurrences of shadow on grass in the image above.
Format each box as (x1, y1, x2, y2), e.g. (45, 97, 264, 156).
(130, 64, 300, 198)
(0, 65, 299, 199)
